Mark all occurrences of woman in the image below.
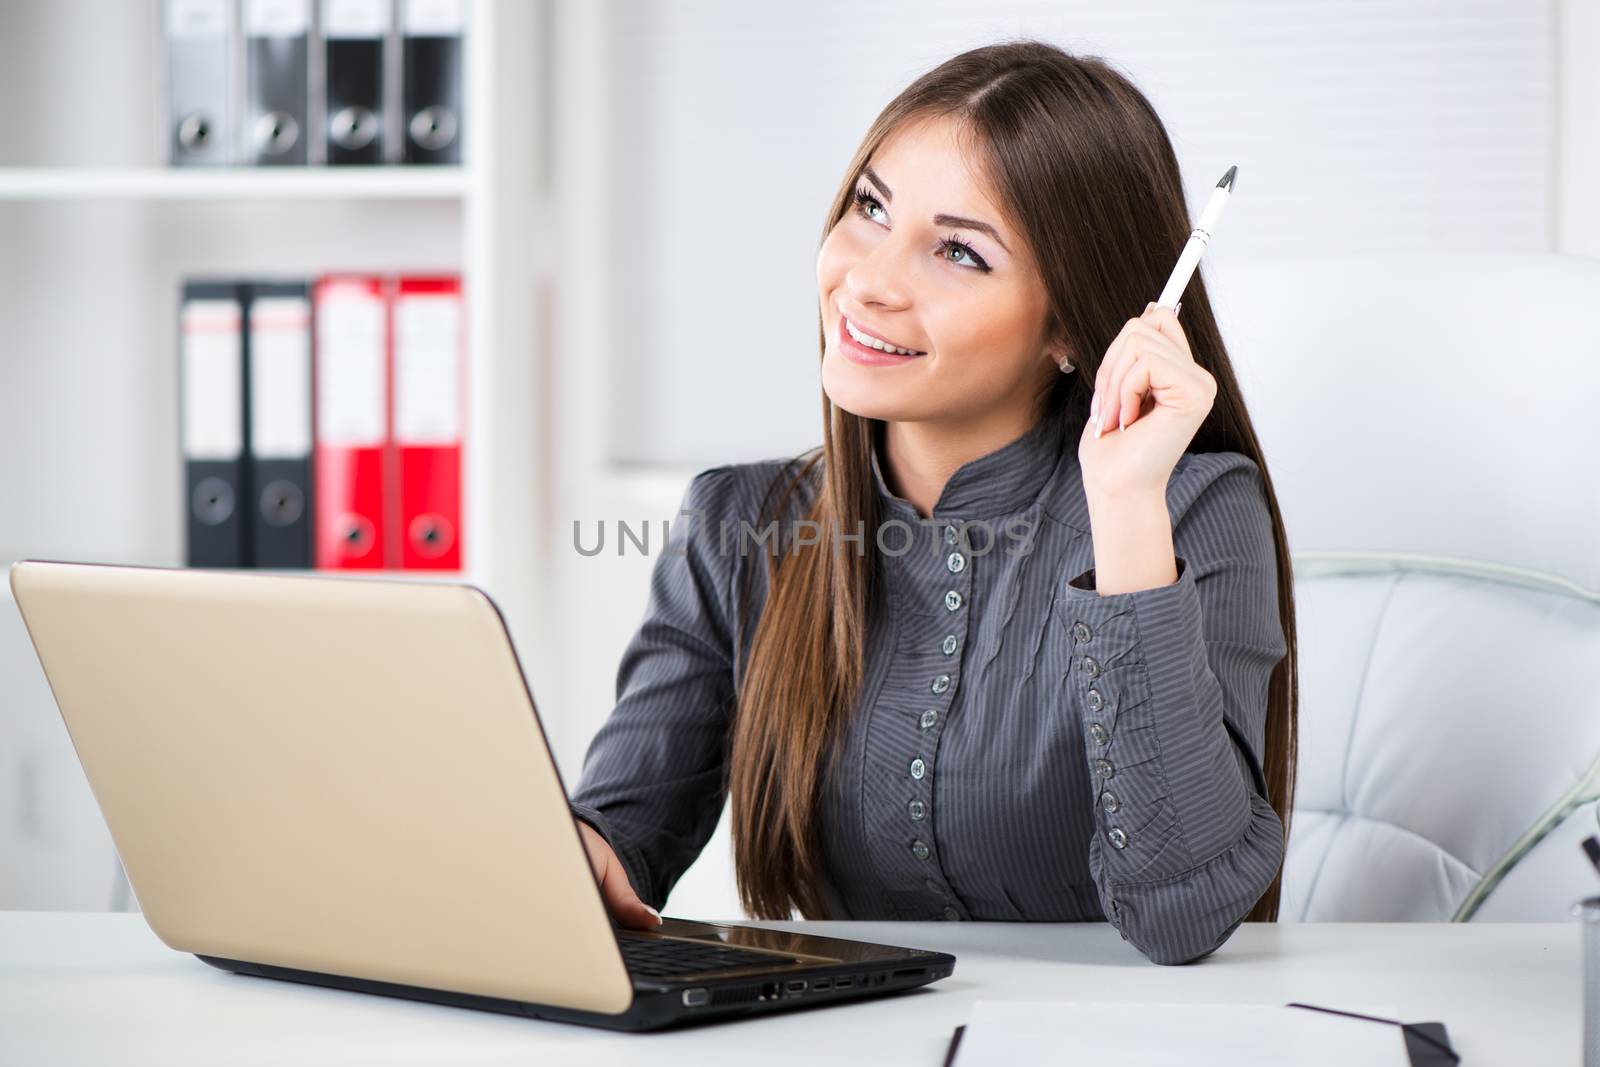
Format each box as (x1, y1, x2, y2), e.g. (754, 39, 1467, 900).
(570, 39, 1298, 967)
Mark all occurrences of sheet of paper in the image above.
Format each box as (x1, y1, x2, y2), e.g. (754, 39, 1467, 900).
(955, 1001, 1408, 1066)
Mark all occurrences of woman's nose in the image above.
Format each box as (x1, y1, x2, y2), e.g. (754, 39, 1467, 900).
(844, 236, 915, 309)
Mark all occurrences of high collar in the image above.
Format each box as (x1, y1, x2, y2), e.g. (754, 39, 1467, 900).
(870, 410, 1070, 520)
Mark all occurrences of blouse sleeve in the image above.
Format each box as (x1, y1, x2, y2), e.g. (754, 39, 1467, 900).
(568, 466, 741, 912)
(1056, 452, 1288, 965)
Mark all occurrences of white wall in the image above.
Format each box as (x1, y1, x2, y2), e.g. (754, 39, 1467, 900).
(1558, 0, 1600, 254)
(603, 0, 1561, 468)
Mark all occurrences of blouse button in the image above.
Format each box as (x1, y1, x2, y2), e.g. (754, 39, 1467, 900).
(946, 551, 966, 573)
(910, 757, 927, 780)
(1101, 791, 1121, 814)
(1072, 621, 1092, 643)
(920, 709, 938, 729)
(911, 840, 931, 861)
(941, 634, 958, 655)
(1087, 688, 1104, 712)
(1081, 656, 1100, 679)
(931, 674, 951, 694)
(1108, 827, 1129, 850)
(944, 525, 959, 545)
(1089, 722, 1109, 745)
(1094, 758, 1114, 780)
(908, 799, 926, 821)
(944, 590, 963, 611)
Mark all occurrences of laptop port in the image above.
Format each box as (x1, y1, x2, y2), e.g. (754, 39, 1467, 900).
(812, 979, 832, 991)
(835, 976, 854, 989)
(759, 982, 781, 1001)
(681, 988, 709, 1007)
(892, 968, 925, 979)
(785, 979, 807, 994)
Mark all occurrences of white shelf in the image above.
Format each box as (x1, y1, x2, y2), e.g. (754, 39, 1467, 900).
(0, 167, 468, 201)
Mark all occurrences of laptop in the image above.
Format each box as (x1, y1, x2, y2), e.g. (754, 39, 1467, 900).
(8, 559, 955, 1031)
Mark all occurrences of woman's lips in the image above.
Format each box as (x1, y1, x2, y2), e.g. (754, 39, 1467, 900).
(838, 316, 926, 366)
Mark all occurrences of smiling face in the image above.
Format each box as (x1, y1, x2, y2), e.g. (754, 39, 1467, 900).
(817, 113, 1064, 428)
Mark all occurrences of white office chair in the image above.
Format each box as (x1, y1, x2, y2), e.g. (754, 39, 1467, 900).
(1211, 251, 1600, 921)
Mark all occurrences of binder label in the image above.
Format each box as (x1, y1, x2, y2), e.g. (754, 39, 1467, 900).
(250, 297, 313, 459)
(316, 290, 387, 447)
(167, 0, 229, 39)
(322, 0, 390, 38)
(402, 0, 465, 35)
(393, 293, 461, 445)
(245, 0, 310, 36)
(181, 300, 244, 460)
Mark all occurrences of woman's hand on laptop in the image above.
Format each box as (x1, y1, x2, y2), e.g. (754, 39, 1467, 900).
(578, 821, 664, 929)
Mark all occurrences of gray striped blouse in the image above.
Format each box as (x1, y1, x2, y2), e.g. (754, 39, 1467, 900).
(569, 408, 1288, 965)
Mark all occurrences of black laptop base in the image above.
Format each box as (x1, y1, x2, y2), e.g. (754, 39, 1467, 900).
(196, 952, 956, 1032)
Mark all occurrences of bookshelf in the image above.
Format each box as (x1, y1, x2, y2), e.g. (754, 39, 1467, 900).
(0, 1, 545, 639)
(0, 0, 551, 910)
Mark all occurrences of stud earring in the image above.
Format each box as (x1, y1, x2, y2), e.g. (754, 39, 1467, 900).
(1056, 358, 1075, 375)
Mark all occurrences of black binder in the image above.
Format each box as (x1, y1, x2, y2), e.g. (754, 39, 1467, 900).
(322, 0, 388, 164)
(180, 282, 250, 568)
(244, 0, 311, 165)
(401, 0, 463, 165)
(247, 282, 315, 568)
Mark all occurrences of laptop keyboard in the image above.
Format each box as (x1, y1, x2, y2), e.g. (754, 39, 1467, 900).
(616, 933, 804, 980)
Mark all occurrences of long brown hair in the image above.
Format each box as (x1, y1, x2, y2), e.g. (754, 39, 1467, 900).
(727, 39, 1299, 925)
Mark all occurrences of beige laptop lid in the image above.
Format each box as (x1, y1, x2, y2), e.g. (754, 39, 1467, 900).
(9, 560, 635, 1015)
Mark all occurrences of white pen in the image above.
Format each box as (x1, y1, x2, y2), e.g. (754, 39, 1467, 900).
(1156, 164, 1236, 311)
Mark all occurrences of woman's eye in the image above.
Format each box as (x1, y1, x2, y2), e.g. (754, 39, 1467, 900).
(941, 241, 983, 269)
(850, 186, 991, 273)
(852, 187, 884, 222)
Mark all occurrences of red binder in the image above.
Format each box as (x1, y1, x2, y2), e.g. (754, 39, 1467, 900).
(311, 275, 394, 569)
(391, 275, 463, 570)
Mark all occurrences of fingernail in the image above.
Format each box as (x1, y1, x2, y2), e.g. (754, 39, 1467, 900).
(645, 905, 662, 923)
(1174, 301, 1183, 318)
(1089, 394, 1099, 423)
(1094, 412, 1103, 439)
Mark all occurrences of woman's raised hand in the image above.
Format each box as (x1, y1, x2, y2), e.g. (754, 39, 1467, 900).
(1078, 301, 1217, 498)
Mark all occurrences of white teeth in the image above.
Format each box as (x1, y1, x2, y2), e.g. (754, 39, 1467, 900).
(846, 317, 922, 356)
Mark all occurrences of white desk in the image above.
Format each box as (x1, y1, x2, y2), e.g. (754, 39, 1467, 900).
(0, 912, 1581, 1065)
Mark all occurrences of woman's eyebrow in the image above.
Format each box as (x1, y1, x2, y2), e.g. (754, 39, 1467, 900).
(861, 164, 1011, 254)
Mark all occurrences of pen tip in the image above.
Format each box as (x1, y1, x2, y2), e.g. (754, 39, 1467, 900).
(1218, 165, 1237, 191)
